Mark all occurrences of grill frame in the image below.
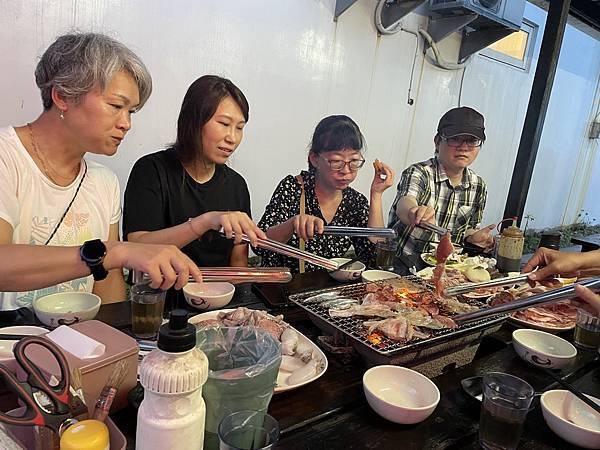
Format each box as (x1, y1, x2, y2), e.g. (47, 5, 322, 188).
(289, 277, 507, 358)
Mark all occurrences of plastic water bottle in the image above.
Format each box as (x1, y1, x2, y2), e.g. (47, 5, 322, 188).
(136, 310, 208, 450)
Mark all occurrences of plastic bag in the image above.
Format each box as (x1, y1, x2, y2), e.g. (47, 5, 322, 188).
(196, 326, 281, 449)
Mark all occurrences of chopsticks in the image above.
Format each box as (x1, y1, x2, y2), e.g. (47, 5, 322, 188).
(453, 277, 600, 324)
(238, 234, 339, 271)
(417, 222, 451, 237)
(443, 273, 531, 297)
(542, 368, 600, 416)
(322, 226, 397, 239)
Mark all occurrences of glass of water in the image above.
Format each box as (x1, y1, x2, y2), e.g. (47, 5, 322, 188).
(376, 238, 398, 271)
(479, 372, 534, 450)
(218, 410, 279, 450)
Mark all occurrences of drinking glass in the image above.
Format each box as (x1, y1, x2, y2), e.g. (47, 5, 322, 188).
(376, 239, 397, 271)
(479, 372, 534, 450)
(573, 308, 600, 349)
(130, 282, 166, 339)
(218, 410, 279, 450)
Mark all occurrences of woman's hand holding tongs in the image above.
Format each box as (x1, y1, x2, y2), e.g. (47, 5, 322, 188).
(193, 211, 266, 247)
(288, 214, 325, 241)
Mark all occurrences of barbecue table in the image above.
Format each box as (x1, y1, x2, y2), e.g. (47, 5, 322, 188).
(96, 273, 600, 449)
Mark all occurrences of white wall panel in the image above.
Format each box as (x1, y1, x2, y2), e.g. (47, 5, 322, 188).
(0, 0, 599, 236)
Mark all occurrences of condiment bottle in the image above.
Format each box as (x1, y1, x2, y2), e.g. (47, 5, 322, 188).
(497, 218, 524, 273)
(136, 310, 208, 450)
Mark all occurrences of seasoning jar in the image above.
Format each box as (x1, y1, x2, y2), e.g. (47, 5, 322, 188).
(497, 219, 524, 273)
(136, 310, 208, 450)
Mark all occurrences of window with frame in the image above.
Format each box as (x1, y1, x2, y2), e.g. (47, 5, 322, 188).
(480, 20, 538, 71)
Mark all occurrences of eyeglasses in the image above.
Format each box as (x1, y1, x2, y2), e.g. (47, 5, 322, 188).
(441, 136, 483, 148)
(320, 156, 366, 171)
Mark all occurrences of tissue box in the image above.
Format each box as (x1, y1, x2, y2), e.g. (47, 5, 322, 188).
(25, 320, 138, 416)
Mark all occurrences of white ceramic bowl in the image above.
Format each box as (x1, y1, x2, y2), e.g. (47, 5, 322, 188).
(328, 258, 366, 282)
(361, 270, 400, 283)
(541, 390, 600, 449)
(183, 282, 235, 311)
(0, 326, 48, 372)
(363, 365, 440, 424)
(512, 329, 577, 369)
(33, 292, 101, 328)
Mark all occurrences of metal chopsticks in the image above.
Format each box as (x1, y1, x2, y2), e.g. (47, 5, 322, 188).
(443, 273, 532, 297)
(453, 277, 600, 324)
(417, 222, 451, 236)
(322, 226, 397, 239)
(238, 234, 339, 271)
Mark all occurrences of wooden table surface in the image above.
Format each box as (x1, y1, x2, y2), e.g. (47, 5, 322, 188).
(98, 273, 600, 450)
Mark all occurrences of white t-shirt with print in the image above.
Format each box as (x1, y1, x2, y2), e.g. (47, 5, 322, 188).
(0, 126, 121, 310)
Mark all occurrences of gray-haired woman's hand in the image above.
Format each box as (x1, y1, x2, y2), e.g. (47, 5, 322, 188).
(106, 241, 202, 290)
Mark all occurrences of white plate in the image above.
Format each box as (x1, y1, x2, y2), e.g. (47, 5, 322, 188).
(420, 253, 464, 267)
(188, 309, 328, 394)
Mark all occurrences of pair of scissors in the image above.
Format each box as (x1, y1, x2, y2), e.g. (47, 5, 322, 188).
(0, 335, 71, 433)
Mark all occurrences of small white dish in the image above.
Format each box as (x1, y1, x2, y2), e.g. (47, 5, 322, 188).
(512, 329, 577, 369)
(328, 258, 366, 282)
(361, 270, 400, 283)
(33, 292, 101, 328)
(183, 282, 235, 311)
(363, 365, 440, 424)
(0, 326, 47, 372)
(541, 390, 600, 449)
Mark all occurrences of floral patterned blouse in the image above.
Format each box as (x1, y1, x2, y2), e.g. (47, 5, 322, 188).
(256, 170, 375, 273)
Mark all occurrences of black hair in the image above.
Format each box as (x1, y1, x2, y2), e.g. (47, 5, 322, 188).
(308, 115, 365, 168)
(174, 75, 249, 163)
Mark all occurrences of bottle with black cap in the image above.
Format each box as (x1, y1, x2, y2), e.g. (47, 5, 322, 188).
(136, 310, 209, 450)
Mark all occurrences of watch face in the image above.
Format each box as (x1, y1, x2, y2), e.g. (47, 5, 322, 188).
(82, 239, 107, 262)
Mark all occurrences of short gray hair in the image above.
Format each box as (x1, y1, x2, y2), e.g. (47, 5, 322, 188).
(35, 32, 152, 111)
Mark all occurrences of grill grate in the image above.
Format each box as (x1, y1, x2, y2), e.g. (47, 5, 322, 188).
(289, 276, 506, 356)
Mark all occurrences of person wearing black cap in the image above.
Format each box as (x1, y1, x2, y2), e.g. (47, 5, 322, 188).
(387, 106, 496, 268)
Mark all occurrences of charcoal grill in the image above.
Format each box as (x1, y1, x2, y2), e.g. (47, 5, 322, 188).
(289, 276, 506, 373)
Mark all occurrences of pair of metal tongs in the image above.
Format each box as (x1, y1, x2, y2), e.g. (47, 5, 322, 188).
(453, 277, 600, 324)
(237, 234, 339, 271)
(194, 267, 292, 283)
(443, 273, 532, 297)
(322, 226, 397, 239)
(416, 222, 451, 237)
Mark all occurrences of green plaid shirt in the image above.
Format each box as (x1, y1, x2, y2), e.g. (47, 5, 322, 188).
(387, 157, 487, 256)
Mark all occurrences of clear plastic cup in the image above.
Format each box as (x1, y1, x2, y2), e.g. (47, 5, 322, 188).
(218, 410, 279, 450)
(479, 372, 534, 450)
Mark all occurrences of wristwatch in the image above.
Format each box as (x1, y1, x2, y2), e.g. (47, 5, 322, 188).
(80, 239, 108, 281)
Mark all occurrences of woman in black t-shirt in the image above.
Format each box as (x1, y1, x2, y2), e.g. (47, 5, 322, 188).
(123, 76, 265, 269)
(256, 115, 395, 273)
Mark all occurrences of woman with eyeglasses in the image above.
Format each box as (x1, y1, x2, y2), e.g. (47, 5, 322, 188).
(256, 115, 394, 272)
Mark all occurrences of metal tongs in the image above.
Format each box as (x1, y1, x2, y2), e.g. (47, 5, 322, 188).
(237, 234, 339, 271)
(192, 267, 292, 283)
(453, 277, 600, 324)
(443, 273, 531, 297)
(417, 222, 451, 237)
(322, 226, 397, 239)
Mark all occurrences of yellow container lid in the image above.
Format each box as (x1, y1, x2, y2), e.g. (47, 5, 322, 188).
(60, 419, 109, 450)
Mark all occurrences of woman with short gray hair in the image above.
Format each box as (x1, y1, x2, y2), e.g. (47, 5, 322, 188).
(0, 32, 201, 311)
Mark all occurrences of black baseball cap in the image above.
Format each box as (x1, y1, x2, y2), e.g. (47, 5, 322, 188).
(437, 106, 486, 141)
